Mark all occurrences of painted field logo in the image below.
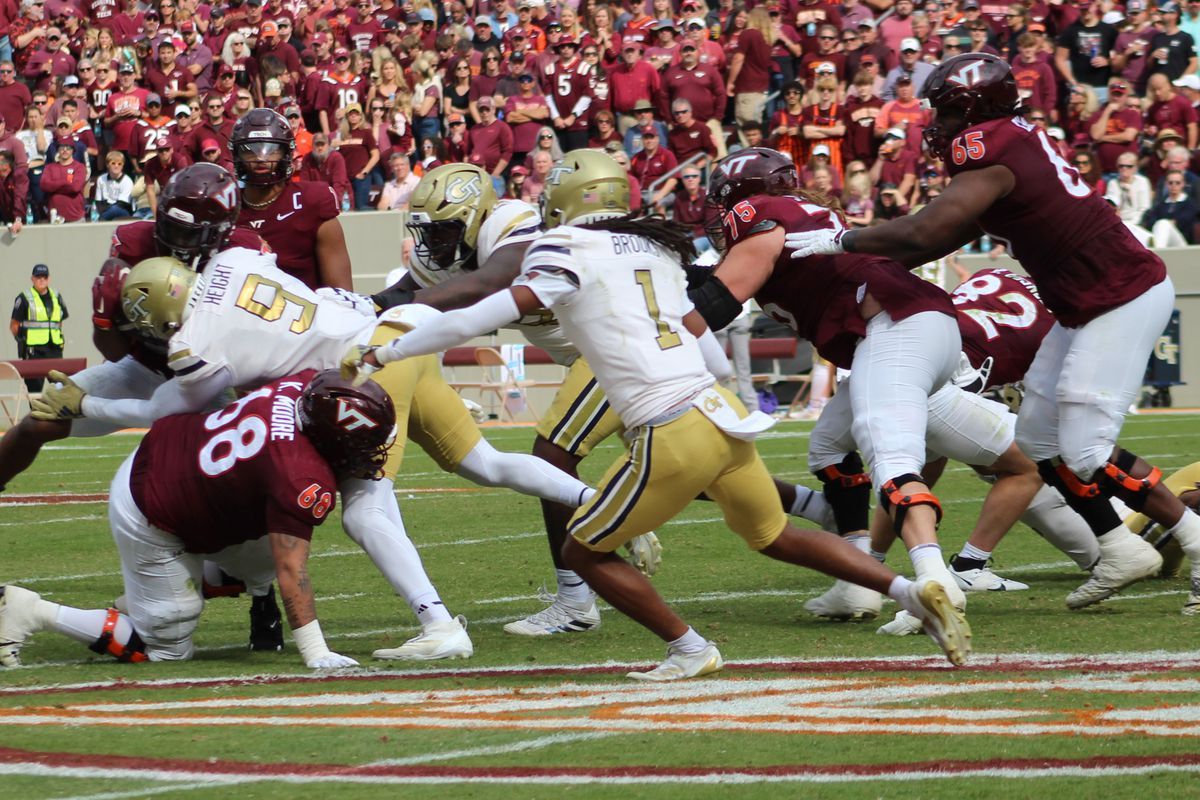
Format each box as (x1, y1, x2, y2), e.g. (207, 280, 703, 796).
(7, 671, 1200, 737)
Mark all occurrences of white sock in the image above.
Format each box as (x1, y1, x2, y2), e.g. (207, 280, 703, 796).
(957, 542, 991, 562)
(340, 477, 452, 624)
(555, 569, 591, 605)
(789, 485, 830, 525)
(869, 549, 889, 563)
(886, 576, 921, 616)
(668, 626, 709, 654)
(49, 605, 134, 647)
(1020, 484, 1102, 570)
(909, 543, 946, 580)
(845, 533, 871, 553)
(456, 439, 593, 506)
(1168, 509, 1200, 554)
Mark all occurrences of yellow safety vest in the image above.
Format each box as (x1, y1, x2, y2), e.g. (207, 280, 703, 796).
(23, 288, 64, 347)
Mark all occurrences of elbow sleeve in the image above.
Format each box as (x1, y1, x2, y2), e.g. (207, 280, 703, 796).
(688, 275, 743, 332)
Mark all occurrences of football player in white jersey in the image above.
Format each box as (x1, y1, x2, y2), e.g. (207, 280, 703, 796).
(371, 163, 661, 637)
(32, 247, 597, 661)
(345, 150, 972, 679)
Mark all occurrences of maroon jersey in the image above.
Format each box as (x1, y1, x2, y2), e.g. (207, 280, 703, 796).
(540, 58, 593, 132)
(144, 64, 194, 100)
(129, 371, 336, 554)
(952, 268, 1054, 389)
(101, 222, 269, 372)
(944, 116, 1166, 327)
(722, 194, 954, 368)
(315, 72, 370, 119)
(236, 181, 340, 289)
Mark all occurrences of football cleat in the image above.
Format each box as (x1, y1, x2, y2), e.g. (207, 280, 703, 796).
(249, 586, 284, 652)
(803, 579, 883, 621)
(1066, 531, 1162, 609)
(627, 643, 724, 682)
(0, 586, 45, 668)
(950, 564, 1029, 592)
(623, 532, 663, 578)
(503, 591, 601, 636)
(913, 578, 972, 667)
(877, 610, 924, 637)
(372, 615, 473, 661)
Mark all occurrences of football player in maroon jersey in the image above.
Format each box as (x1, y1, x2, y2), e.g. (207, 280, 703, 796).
(231, 108, 353, 291)
(0, 370, 392, 669)
(692, 147, 972, 617)
(785, 52, 1200, 614)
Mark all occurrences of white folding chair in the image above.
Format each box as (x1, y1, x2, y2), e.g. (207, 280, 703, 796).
(0, 362, 30, 431)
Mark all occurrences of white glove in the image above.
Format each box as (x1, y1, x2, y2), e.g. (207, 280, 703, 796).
(306, 651, 360, 670)
(785, 228, 846, 259)
(462, 398, 487, 423)
(315, 287, 377, 317)
(623, 532, 663, 577)
(340, 344, 382, 387)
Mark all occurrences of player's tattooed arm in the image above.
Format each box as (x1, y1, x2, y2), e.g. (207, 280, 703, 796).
(412, 241, 529, 311)
(270, 531, 317, 630)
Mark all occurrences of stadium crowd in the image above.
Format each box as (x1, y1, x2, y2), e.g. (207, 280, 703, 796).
(0, 0, 1198, 243)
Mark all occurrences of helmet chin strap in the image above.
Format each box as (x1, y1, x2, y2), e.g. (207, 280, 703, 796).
(568, 210, 627, 226)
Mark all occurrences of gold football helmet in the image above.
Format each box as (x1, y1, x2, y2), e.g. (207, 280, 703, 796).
(121, 256, 197, 341)
(406, 163, 497, 272)
(542, 149, 631, 228)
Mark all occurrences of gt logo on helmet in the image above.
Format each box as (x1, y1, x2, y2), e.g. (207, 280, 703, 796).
(445, 174, 482, 204)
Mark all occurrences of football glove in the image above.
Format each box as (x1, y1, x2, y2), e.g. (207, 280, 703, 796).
(462, 398, 487, 423)
(30, 370, 86, 420)
(785, 228, 846, 259)
(306, 651, 359, 670)
(339, 344, 382, 387)
(623, 532, 663, 578)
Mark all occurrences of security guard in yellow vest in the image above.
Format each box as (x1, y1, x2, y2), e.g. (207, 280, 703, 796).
(10, 264, 68, 392)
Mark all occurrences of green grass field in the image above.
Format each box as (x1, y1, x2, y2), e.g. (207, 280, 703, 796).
(3, 414, 1200, 798)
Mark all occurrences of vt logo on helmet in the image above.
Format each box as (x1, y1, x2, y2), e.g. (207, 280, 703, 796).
(921, 53, 1021, 158)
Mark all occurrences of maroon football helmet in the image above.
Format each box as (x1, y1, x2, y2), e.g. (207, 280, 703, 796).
(921, 53, 1020, 158)
(704, 147, 797, 250)
(231, 107, 296, 187)
(298, 370, 396, 480)
(155, 163, 241, 266)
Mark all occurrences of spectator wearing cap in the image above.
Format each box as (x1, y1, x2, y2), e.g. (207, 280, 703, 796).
(55, 99, 98, 159)
(94, 150, 134, 220)
(109, 0, 144, 46)
(1105, 151, 1153, 223)
(1088, 77, 1142, 173)
(726, 8, 772, 137)
(666, 99, 716, 169)
(610, 42, 661, 133)
(543, 35, 593, 151)
(346, 1, 383, 53)
(964, 19, 1000, 55)
(39, 140, 85, 222)
(661, 39, 727, 157)
(103, 62, 150, 158)
(798, 24, 846, 87)
(255, 18, 302, 92)
(46, 74, 91, 128)
(300, 133, 351, 201)
(882, 37, 934, 99)
(851, 19, 896, 74)
(377, 150, 419, 210)
(143, 134, 189, 213)
(1054, 2, 1117, 102)
(1012, 33, 1057, 121)
(504, 71, 549, 166)
(466, 95, 513, 195)
(472, 15, 502, 51)
(316, 46, 371, 136)
(622, 99, 668, 155)
(505, 164, 529, 200)
(1149, 2, 1198, 82)
(0, 60, 31, 131)
(283, 104, 313, 166)
(869, 126, 918, 201)
(1146, 72, 1199, 150)
(875, 74, 928, 152)
(145, 39, 198, 103)
(843, 69, 884, 166)
(630, 125, 678, 208)
(880, 0, 915, 53)
(210, 63, 238, 109)
(128, 92, 173, 162)
(186, 91, 234, 162)
(671, 164, 707, 245)
(177, 20, 214, 92)
(679, 15, 725, 72)
(792, 0, 844, 56)
(1110, 0, 1154, 93)
(335, 102, 379, 209)
(513, 2, 548, 51)
(22, 25, 75, 92)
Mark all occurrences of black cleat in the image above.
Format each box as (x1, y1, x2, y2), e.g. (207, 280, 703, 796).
(249, 585, 284, 652)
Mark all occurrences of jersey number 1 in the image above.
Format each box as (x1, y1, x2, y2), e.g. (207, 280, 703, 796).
(634, 270, 682, 350)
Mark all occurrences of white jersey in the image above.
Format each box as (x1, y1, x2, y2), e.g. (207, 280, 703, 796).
(411, 199, 578, 365)
(169, 248, 376, 388)
(514, 226, 713, 428)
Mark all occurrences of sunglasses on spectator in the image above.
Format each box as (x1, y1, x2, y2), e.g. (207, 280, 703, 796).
(1118, 163, 1137, 169)
(1029, 115, 1045, 121)
(583, 50, 599, 56)
(237, 94, 251, 101)
(450, 120, 465, 126)
(539, 133, 553, 139)
(819, 35, 837, 40)
(849, 169, 866, 175)
(843, 34, 859, 41)
(371, 105, 384, 110)
(484, 56, 499, 61)
(1074, 159, 1090, 166)
(672, 109, 688, 116)
(0, 68, 13, 73)
(682, 173, 700, 179)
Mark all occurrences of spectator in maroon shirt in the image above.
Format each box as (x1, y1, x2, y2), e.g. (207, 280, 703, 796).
(336, 102, 379, 209)
(0, 149, 27, 229)
(103, 63, 149, 157)
(1145, 72, 1199, 149)
(869, 127, 918, 199)
(588, 109, 621, 148)
(39, 141, 85, 221)
(255, 19, 302, 92)
(109, 0, 143, 45)
(1088, 78, 1143, 173)
(726, 9, 772, 138)
(630, 126, 677, 208)
(22, 25, 75, 92)
(671, 164, 707, 242)
(468, 95, 513, 195)
(660, 39, 727, 156)
(667, 99, 716, 169)
(0, 61, 31, 131)
(300, 132, 351, 203)
(609, 42, 661, 132)
(504, 72, 550, 167)
(842, 69, 884, 166)
(9, 0, 49, 75)
(145, 39, 198, 105)
(197, 136, 235, 172)
(186, 91, 235, 162)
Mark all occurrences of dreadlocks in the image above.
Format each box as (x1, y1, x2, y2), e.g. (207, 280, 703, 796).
(579, 212, 698, 267)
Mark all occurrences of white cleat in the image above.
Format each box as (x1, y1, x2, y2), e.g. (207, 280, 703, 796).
(950, 564, 1029, 592)
(803, 579, 883, 621)
(372, 615, 473, 661)
(623, 532, 663, 578)
(877, 609, 924, 636)
(627, 643, 724, 682)
(912, 578, 972, 667)
(0, 586, 44, 668)
(1184, 569, 1200, 617)
(503, 591, 601, 636)
(1066, 531, 1162, 609)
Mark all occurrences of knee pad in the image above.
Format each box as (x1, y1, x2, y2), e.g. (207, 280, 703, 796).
(88, 608, 148, 663)
(1093, 449, 1162, 512)
(814, 452, 871, 534)
(1036, 457, 1124, 534)
(879, 473, 943, 536)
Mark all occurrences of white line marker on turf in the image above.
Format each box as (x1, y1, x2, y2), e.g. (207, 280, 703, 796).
(368, 731, 620, 766)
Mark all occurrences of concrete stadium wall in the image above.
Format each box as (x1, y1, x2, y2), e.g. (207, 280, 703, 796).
(2, 216, 1196, 406)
